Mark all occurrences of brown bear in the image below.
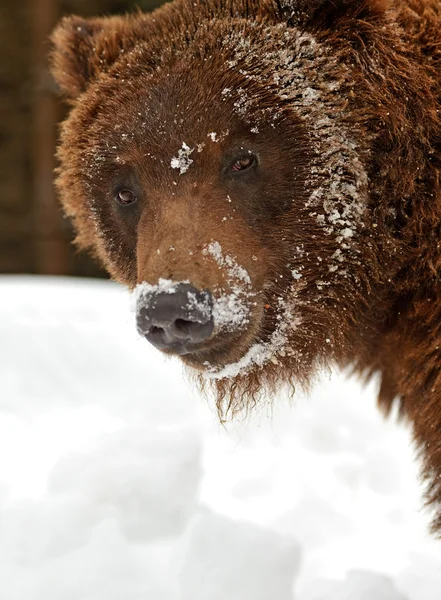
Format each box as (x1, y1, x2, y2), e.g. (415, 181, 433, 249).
(50, 0, 441, 533)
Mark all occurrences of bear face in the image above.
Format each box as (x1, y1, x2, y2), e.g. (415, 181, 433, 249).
(51, 0, 441, 530)
(51, 3, 392, 389)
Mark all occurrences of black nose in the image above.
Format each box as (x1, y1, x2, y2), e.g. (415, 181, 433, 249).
(136, 283, 214, 354)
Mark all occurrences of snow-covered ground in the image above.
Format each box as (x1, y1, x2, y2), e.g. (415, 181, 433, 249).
(0, 276, 439, 599)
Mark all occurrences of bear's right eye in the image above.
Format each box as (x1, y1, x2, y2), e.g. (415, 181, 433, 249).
(230, 153, 257, 173)
(116, 189, 137, 205)
(231, 154, 256, 171)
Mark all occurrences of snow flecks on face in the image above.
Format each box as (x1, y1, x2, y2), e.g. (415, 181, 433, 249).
(131, 278, 190, 312)
(222, 28, 369, 280)
(186, 291, 212, 321)
(169, 133, 228, 173)
(233, 89, 253, 116)
(202, 242, 253, 333)
(201, 241, 305, 380)
(206, 130, 229, 144)
(205, 290, 302, 381)
(212, 291, 250, 332)
(204, 242, 251, 286)
(221, 87, 256, 123)
(306, 135, 368, 258)
(170, 142, 194, 175)
(132, 279, 212, 323)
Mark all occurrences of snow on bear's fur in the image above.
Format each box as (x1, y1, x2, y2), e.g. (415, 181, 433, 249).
(51, 0, 441, 533)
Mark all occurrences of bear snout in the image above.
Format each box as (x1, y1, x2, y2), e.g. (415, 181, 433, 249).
(136, 283, 214, 355)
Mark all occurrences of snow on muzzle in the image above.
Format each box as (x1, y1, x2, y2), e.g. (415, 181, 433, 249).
(134, 280, 214, 354)
(132, 273, 254, 355)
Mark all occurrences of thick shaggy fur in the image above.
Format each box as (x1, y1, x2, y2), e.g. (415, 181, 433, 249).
(51, 0, 441, 533)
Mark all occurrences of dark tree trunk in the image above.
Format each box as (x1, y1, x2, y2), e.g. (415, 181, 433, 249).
(0, 0, 165, 276)
(31, 0, 69, 275)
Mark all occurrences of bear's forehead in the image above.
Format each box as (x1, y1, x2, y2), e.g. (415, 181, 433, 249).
(77, 62, 288, 168)
(89, 60, 275, 125)
(79, 22, 320, 129)
(77, 20, 350, 148)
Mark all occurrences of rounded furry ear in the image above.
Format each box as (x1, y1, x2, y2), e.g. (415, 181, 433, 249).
(50, 15, 133, 99)
(277, 0, 389, 25)
(50, 16, 106, 99)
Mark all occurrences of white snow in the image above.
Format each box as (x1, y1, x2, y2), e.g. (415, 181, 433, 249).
(179, 512, 301, 600)
(200, 242, 254, 333)
(203, 241, 251, 285)
(211, 289, 250, 332)
(170, 142, 194, 175)
(0, 276, 440, 599)
(131, 278, 190, 311)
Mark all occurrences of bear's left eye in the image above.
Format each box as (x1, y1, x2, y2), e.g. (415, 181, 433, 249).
(116, 189, 137, 205)
(231, 154, 257, 172)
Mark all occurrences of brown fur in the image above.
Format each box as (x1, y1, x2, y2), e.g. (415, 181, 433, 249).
(50, 0, 441, 533)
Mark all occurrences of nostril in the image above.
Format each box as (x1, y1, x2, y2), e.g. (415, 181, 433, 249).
(174, 318, 193, 335)
(149, 325, 164, 336)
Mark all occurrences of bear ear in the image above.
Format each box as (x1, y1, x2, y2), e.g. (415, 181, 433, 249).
(277, 0, 388, 25)
(50, 15, 128, 99)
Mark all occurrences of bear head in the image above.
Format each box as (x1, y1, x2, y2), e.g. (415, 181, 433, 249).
(50, 0, 439, 416)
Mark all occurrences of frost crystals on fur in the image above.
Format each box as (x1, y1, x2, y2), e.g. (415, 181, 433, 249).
(171, 142, 194, 175)
(224, 28, 369, 278)
(131, 278, 190, 312)
(202, 242, 253, 333)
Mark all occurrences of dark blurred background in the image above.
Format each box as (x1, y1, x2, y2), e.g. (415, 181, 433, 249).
(1, 0, 165, 278)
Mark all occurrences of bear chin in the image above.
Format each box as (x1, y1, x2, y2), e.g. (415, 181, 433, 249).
(177, 320, 265, 372)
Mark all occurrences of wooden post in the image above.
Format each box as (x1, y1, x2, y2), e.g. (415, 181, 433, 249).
(31, 0, 69, 275)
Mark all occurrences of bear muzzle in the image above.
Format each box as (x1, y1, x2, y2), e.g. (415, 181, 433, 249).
(136, 283, 214, 355)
